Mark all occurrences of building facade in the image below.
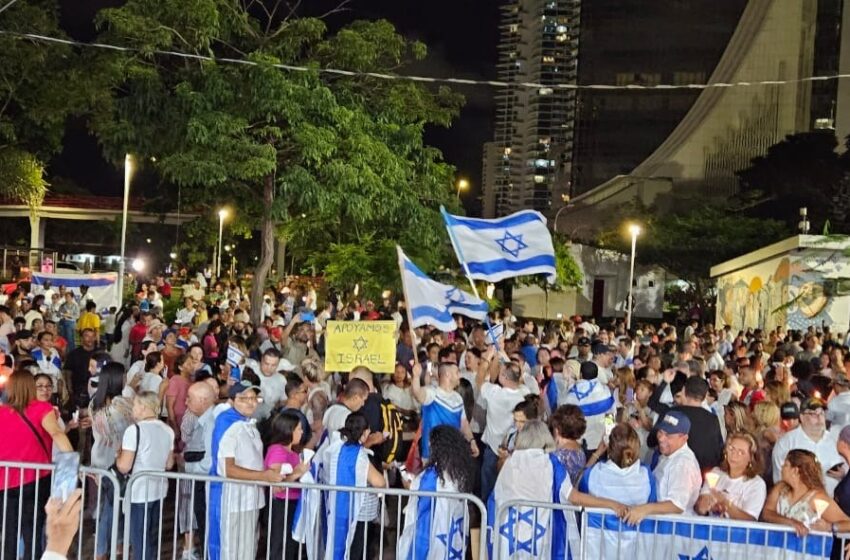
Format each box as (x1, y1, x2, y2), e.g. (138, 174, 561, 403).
(481, 0, 581, 218)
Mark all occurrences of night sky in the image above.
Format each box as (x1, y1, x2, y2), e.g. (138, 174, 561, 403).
(52, 0, 501, 214)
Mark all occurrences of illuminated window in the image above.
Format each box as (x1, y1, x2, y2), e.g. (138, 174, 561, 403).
(539, 87, 553, 95)
(543, 56, 555, 63)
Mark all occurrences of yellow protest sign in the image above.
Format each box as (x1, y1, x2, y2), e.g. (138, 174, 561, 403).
(324, 321, 397, 373)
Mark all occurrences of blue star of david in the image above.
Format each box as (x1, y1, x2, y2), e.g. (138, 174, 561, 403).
(495, 230, 528, 258)
(499, 507, 547, 555)
(436, 517, 465, 560)
(679, 546, 713, 560)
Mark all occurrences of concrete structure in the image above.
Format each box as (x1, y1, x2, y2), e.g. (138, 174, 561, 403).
(711, 235, 850, 333)
(511, 243, 665, 319)
(481, 0, 581, 218)
(561, 0, 850, 234)
(0, 194, 197, 252)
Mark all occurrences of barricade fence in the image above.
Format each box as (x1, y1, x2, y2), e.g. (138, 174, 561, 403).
(122, 470, 489, 560)
(0, 461, 120, 560)
(5, 459, 848, 560)
(492, 499, 841, 560)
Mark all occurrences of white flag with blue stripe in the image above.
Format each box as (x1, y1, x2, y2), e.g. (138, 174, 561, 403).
(397, 246, 489, 332)
(583, 510, 832, 560)
(440, 207, 557, 284)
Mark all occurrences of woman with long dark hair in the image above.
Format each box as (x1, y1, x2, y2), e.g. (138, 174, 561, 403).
(264, 411, 309, 560)
(398, 425, 478, 559)
(90, 362, 134, 560)
(0, 371, 73, 560)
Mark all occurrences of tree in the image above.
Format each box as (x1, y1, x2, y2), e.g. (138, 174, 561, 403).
(736, 131, 849, 230)
(597, 205, 791, 319)
(90, 1, 463, 322)
(0, 0, 87, 220)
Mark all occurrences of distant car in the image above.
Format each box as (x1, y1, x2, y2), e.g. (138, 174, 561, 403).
(54, 262, 84, 274)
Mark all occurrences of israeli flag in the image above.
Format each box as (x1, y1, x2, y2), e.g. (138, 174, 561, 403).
(398, 246, 489, 332)
(397, 466, 469, 560)
(583, 511, 832, 560)
(487, 449, 580, 560)
(441, 207, 556, 283)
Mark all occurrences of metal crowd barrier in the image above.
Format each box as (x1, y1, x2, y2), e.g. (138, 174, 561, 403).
(492, 498, 838, 560)
(123, 470, 489, 560)
(0, 460, 120, 560)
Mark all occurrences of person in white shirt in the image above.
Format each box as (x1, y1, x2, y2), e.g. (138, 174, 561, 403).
(254, 349, 287, 420)
(175, 298, 197, 327)
(695, 432, 766, 521)
(591, 343, 616, 387)
(209, 380, 283, 560)
(476, 360, 530, 502)
(828, 374, 850, 430)
(625, 410, 702, 524)
(772, 397, 845, 497)
(115, 391, 175, 560)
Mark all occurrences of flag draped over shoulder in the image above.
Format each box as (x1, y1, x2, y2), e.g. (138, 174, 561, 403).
(440, 207, 556, 283)
(397, 246, 489, 332)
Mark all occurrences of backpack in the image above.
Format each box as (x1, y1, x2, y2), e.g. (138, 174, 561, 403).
(379, 399, 405, 464)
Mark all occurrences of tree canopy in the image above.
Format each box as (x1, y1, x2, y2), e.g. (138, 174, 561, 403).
(90, 0, 464, 319)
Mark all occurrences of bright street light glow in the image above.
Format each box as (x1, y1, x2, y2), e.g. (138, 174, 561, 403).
(457, 178, 470, 191)
(169, 252, 177, 259)
(131, 258, 145, 272)
(628, 223, 642, 237)
(218, 208, 229, 220)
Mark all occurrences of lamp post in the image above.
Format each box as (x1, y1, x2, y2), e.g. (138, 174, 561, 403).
(117, 154, 133, 307)
(626, 223, 641, 330)
(456, 178, 469, 201)
(216, 208, 228, 278)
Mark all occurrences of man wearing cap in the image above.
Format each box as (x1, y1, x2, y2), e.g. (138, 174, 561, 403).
(625, 410, 702, 524)
(828, 373, 850, 430)
(565, 360, 616, 456)
(780, 401, 800, 432)
(570, 336, 593, 363)
(648, 377, 724, 471)
(772, 398, 845, 497)
(592, 342, 616, 387)
(208, 379, 283, 560)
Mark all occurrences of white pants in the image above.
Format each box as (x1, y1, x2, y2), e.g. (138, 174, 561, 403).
(220, 509, 259, 560)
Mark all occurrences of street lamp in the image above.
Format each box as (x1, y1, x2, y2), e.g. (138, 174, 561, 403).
(117, 154, 133, 308)
(456, 178, 469, 201)
(626, 223, 641, 330)
(216, 208, 229, 278)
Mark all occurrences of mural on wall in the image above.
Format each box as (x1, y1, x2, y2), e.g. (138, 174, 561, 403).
(716, 250, 846, 332)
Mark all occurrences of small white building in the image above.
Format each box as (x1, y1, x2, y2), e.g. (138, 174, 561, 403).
(511, 243, 665, 320)
(711, 235, 850, 333)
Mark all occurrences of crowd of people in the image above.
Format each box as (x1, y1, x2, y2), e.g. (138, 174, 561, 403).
(5, 274, 850, 559)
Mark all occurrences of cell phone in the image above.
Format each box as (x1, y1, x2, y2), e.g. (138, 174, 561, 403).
(300, 311, 315, 322)
(51, 451, 80, 502)
(625, 387, 635, 403)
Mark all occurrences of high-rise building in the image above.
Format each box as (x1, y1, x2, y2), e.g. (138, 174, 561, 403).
(481, 0, 581, 218)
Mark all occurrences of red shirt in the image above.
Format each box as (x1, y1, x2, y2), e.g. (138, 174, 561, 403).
(129, 322, 148, 359)
(0, 400, 54, 489)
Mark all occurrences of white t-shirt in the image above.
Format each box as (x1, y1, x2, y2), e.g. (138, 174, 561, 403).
(654, 443, 702, 514)
(217, 419, 266, 512)
(479, 382, 530, 453)
(256, 372, 286, 420)
(322, 403, 353, 435)
(122, 420, 174, 504)
(382, 383, 419, 413)
(699, 468, 767, 519)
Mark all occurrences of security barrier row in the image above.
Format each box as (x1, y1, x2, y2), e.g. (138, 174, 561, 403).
(3, 459, 848, 560)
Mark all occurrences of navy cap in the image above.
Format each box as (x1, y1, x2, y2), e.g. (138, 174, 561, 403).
(657, 410, 691, 436)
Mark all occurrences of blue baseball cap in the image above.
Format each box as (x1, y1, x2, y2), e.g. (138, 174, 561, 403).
(657, 410, 691, 436)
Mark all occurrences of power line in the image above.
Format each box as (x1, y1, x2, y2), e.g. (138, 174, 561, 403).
(3, 29, 850, 91)
(0, 0, 21, 15)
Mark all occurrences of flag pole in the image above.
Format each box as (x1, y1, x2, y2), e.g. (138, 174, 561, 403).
(396, 245, 419, 367)
(440, 206, 501, 348)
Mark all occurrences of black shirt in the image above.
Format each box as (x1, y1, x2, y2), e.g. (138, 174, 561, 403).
(362, 393, 385, 468)
(65, 346, 95, 402)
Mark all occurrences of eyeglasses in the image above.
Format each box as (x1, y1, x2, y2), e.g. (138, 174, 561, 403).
(726, 446, 749, 456)
(801, 409, 825, 418)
